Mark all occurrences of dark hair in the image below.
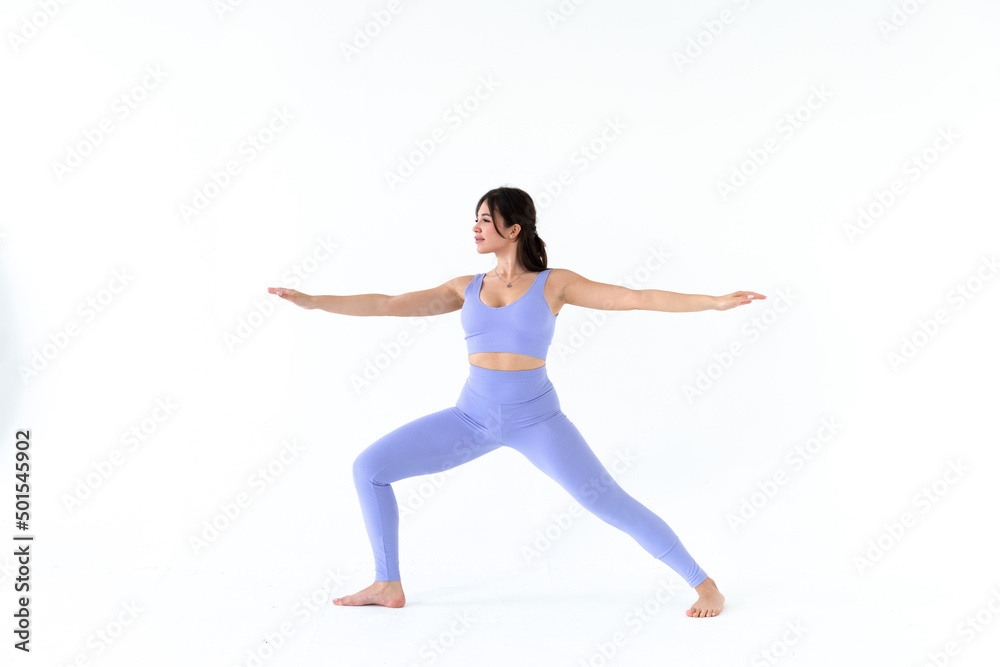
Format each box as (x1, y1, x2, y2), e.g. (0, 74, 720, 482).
(475, 186, 548, 272)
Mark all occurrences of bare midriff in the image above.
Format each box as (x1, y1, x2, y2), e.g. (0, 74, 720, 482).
(468, 352, 545, 371)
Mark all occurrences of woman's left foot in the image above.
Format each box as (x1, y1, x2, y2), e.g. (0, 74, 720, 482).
(686, 576, 724, 617)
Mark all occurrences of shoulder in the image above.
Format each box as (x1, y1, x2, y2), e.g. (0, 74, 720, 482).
(544, 267, 576, 288)
(544, 268, 590, 298)
(449, 273, 479, 297)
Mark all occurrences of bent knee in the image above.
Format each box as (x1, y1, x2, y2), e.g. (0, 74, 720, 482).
(352, 450, 387, 486)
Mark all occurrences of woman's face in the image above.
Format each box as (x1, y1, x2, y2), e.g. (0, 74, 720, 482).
(472, 201, 512, 254)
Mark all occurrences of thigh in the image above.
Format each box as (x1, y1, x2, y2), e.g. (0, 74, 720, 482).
(354, 407, 502, 485)
(504, 412, 620, 504)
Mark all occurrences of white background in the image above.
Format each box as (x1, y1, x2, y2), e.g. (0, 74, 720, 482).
(2, 0, 999, 665)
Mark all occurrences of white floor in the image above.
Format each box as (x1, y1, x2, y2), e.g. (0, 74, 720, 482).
(28, 523, 1000, 667)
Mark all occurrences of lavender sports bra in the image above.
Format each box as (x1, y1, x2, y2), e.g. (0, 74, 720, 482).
(461, 269, 558, 359)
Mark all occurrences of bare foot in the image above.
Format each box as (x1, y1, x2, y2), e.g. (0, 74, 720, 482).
(332, 580, 406, 608)
(686, 576, 724, 617)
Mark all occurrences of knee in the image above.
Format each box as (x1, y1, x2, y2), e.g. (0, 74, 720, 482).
(352, 449, 384, 486)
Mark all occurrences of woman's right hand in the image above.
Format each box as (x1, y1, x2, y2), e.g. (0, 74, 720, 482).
(268, 287, 314, 309)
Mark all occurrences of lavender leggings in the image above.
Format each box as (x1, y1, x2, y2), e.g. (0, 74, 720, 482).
(351, 364, 708, 587)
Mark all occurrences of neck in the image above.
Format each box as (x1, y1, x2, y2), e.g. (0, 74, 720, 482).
(492, 254, 523, 280)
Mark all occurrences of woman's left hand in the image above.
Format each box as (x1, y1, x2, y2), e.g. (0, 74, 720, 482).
(715, 291, 767, 311)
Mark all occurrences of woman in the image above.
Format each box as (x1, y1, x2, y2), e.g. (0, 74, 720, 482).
(268, 186, 764, 617)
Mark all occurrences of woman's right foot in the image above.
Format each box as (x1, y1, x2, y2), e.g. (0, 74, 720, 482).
(686, 576, 724, 617)
(333, 580, 406, 608)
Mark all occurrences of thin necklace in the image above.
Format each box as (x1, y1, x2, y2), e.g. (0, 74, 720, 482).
(494, 267, 524, 288)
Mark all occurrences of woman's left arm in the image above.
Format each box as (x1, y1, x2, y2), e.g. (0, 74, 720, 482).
(556, 268, 766, 313)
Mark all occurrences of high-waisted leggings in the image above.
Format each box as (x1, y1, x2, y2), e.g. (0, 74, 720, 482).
(351, 363, 708, 588)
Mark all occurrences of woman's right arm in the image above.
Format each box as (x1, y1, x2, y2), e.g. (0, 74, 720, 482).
(266, 287, 387, 315)
(267, 276, 470, 317)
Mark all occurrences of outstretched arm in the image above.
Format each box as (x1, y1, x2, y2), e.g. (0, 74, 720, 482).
(640, 288, 766, 312)
(266, 286, 388, 314)
(556, 269, 766, 313)
(267, 275, 469, 316)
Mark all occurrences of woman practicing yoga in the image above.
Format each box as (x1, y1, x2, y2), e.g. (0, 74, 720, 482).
(268, 186, 765, 617)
